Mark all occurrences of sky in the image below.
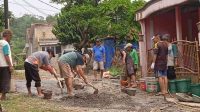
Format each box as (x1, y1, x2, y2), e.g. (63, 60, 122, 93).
(0, 0, 150, 19)
(0, 0, 63, 18)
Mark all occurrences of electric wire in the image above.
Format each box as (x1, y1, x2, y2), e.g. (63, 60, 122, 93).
(9, 1, 58, 12)
(22, 0, 49, 16)
(37, 0, 60, 10)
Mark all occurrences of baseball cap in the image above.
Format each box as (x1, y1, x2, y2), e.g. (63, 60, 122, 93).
(151, 36, 155, 40)
(47, 49, 55, 57)
(96, 38, 101, 42)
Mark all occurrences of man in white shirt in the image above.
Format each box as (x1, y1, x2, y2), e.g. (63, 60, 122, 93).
(0, 29, 13, 100)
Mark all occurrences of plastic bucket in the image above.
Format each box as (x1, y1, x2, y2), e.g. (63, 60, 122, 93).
(190, 84, 200, 96)
(146, 77, 158, 93)
(176, 79, 190, 93)
(168, 80, 176, 93)
(139, 78, 146, 91)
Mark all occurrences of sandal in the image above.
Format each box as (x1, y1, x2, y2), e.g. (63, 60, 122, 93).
(93, 79, 98, 81)
(130, 84, 137, 88)
(155, 92, 163, 96)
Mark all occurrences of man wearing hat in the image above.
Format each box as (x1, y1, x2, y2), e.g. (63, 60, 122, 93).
(122, 43, 137, 88)
(24, 49, 57, 97)
(92, 39, 105, 81)
(58, 52, 90, 96)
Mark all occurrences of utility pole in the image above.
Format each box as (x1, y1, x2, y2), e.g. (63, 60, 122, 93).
(4, 0, 9, 29)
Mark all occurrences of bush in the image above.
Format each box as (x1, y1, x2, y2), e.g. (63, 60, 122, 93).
(108, 66, 123, 77)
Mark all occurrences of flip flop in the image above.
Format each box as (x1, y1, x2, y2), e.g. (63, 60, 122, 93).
(155, 92, 163, 96)
(93, 79, 98, 81)
(131, 85, 137, 88)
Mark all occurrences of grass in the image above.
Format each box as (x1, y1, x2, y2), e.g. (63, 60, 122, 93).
(0, 93, 77, 112)
(13, 70, 25, 80)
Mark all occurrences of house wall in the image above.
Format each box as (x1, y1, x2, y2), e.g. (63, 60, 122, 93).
(144, 7, 199, 47)
(182, 8, 199, 41)
(26, 24, 60, 57)
(153, 10, 176, 41)
(34, 25, 56, 40)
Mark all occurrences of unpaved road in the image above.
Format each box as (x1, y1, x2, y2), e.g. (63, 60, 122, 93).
(14, 70, 199, 112)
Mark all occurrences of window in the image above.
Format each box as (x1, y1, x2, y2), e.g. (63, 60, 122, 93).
(56, 46, 61, 54)
(42, 47, 45, 51)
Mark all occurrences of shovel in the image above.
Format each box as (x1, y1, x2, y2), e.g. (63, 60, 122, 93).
(86, 83, 99, 94)
(74, 73, 98, 94)
(52, 68, 63, 94)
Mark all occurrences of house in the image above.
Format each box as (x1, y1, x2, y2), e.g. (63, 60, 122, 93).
(135, 0, 200, 82)
(24, 23, 61, 57)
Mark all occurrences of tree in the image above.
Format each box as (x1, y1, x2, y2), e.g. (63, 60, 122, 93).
(10, 14, 45, 54)
(52, 0, 145, 50)
(46, 15, 57, 25)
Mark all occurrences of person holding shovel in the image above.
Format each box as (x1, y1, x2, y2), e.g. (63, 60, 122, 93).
(0, 29, 13, 100)
(24, 49, 57, 97)
(58, 51, 92, 97)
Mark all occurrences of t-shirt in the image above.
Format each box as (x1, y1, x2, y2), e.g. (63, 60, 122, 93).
(154, 41, 168, 71)
(0, 40, 13, 67)
(129, 49, 139, 65)
(92, 45, 105, 62)
(58, 52, 84, 68)
(25, 51, 50, 67)
(167, 43, 178, 66)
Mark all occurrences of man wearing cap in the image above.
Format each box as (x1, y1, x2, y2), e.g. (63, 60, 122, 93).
(24, 49, 57, 97)
(92, 39, 105, 81)
(58, 52, 90, 96)
(0, 29, 13, 100)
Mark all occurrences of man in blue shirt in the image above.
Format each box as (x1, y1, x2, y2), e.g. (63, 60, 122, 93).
(92, 39, 105, 81)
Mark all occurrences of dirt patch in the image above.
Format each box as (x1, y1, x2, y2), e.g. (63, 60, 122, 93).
(14, 70, 200, 112)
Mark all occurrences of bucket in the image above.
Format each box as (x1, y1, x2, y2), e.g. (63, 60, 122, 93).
(190, 84, 200, 96)
(146, 77, 158, 93)
(168, 80, 176, 93)
(139, 78, 146, 91)
(43, 90, 53, 99)
(176, 79, 190, 93)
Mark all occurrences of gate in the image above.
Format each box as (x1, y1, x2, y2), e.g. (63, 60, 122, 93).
(147, 40, 200, 83)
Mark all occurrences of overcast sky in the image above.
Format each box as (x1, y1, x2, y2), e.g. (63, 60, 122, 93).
(0, 0, 150, 18)
(0, 0, 63, 18)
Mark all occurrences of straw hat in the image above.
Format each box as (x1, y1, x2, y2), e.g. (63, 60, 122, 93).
(124, 43, 132, 49)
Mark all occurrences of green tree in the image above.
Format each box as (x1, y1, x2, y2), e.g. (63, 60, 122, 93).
(52, 0, 145, 50)
(10, 14, 45, 54)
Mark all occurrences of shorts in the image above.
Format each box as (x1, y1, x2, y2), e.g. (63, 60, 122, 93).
(154, 70, 167, 78)
(167, 66, 176, 80)
(0, 67, 11, 93)
(58, 61, 74, 78)
(93, 61, 104, 70)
